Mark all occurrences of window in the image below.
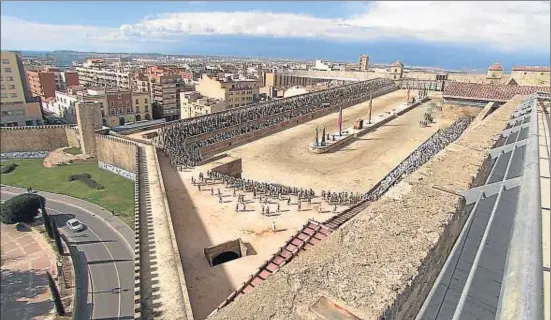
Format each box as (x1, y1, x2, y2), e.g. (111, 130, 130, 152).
(110, 101, 114, 107)
(2, 59, 9, 64)
(144, 98, 147, 104)
(110, 109, 115, 115)
(9, 85, 15, 89)
(9, 93, 17, 98)
(6, 76, 13, 81)
(135, 99, 139, 105)
(118, 108, 123, 114)
(4, 67, 12, 72)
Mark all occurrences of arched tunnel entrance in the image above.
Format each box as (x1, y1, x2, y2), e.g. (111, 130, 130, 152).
(204, 238, 256, 267)
(212, 251, 240, 266)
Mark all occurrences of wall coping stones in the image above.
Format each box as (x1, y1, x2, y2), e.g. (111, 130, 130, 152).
(95, 133, 139, 147)
(0, 125, 71, 130)
(1, 151, 49, 159)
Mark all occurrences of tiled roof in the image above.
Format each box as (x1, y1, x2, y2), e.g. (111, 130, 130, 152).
(213, 220, 333, 313)
(488, 62, 503, 71)
(512, 66, 550, 72)
(443, 82, 550, 101)
(391, 60, 404, 67)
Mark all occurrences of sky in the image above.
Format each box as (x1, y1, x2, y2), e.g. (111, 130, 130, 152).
(1, 1, 550, 70)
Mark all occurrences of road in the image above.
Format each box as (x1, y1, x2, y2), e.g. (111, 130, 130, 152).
(1, 186, 135, 320)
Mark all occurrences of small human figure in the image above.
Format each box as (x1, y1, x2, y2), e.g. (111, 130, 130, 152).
(210, 187, 214, 195)
(298, 201, 301, 212)
(261, 205, 265, 215)
(287, 197, 291, 206)
(235, 203, 239, 212)
(219, 196, 222, 203)
(266, 206, 270, 215)
(198, 184, 201, 191)
(243, 203, 247, 212)
(333, 204, 337, 213)
(277, 203, 280, 213)
(233, 189, 236, 197)
(272, 221, 276, 233)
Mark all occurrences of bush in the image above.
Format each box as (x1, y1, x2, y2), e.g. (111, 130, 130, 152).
(68, 173, 104, 190)
(0, 163, 18, 174)
(0, 193, 45, 224)
(67, 173, 91, 181)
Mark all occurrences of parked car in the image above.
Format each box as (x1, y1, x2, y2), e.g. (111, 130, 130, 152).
(66, 218, 85, 232)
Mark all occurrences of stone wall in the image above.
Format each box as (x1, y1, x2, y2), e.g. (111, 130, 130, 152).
(0, 125, 69, 152)
(210, 158, 243, 178)
(65, 126, 81, 148)
(95, 134, 137, 174)
(0, 151, 50, 160)
(98, 161, 136, 181)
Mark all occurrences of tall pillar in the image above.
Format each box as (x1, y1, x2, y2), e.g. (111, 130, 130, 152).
(76, 101, 102, 155)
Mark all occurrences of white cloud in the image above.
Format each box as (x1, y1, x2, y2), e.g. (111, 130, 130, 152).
(1, 1, 549, 53)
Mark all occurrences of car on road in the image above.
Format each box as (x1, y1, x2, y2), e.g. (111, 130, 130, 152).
(66, 218, 85, 232)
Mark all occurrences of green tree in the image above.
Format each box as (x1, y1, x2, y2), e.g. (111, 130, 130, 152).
(46, 271, 65, 315)
(0, 193, 44, 224)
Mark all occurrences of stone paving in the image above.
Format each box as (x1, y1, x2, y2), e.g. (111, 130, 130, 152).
(1, 223, 56, 320)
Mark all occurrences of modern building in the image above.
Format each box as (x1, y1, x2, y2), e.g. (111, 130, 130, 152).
(511, 66, 550, 86)
(196, 74, 260, 109)
(313, 59, 331, 71)
(76, 59, 131, 90)
(359, 55, 369, 71)
(26, 67, 80, 100)
(180, 91, 226, 119)
(0, 51, 43, 127)
(260, 71, 344, 98)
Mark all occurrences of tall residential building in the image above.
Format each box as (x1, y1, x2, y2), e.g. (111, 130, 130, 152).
(144, 65, 194, 120)
(359, 55, 369, 71)
(26, 67, 80, 100)
(1, 51, 43, 127)
(196, 74, 259, 109)
(76, 59, 131, 89)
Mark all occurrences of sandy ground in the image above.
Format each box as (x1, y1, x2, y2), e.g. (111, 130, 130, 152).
(158, 89, 473, 319)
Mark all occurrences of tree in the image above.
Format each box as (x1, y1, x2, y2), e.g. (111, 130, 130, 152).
(321, 127, 326, 145)
(51, 220, 64, 256)
(46, 271, 65, 315)
(0, 193, 44, 224)
(152, 101, 163, 120)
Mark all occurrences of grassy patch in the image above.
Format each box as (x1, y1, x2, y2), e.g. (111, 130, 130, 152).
(1, 159, 134, 228)
(63, 147, 82, 155)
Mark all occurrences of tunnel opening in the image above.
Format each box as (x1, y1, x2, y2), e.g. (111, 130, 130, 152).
(204, 238, 256, 267)
(212, 251, 240, 266)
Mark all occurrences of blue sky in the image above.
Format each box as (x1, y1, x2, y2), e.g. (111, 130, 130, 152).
(1, 1, 549, 70)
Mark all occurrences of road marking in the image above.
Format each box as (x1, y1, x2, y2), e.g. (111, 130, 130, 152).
(1, 191, 123, 319)
(48, 206, 122, 320)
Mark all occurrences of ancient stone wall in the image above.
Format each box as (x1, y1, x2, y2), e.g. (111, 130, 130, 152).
(0, 125, 69, 152)
(95, 134, 137, 173)
(65, 126, 81, 148)
(211, 158, 242, 178)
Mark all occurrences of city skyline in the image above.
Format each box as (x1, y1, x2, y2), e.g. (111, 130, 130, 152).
(1, 1, 550, 69)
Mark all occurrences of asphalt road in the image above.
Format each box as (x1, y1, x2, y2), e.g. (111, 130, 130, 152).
(1, 188, 135, 320)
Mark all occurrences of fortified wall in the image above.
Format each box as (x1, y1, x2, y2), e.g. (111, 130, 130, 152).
(208, 96, 523, 320)
(0, 125, 70, 154)
(0, 124, 137, 180)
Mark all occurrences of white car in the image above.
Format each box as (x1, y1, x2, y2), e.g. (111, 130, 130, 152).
(66, 218, 85, 232)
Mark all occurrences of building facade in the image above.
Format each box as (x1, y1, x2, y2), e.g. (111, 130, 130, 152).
(196, 74, 260, 108)
(511, 66, 550, 86)
(180, 91, 226, 119)
(1, 51, 43, 127)
(388, 61, 404, 80)
(26, 67, 80, 100)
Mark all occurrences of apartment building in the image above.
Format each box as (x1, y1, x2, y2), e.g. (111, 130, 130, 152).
(180, 91, 226, 119)
(51, 86, 151, 126)
(144, 65, 194, 120)
(26, 67, 80, 100)
(76, 59, 131, 90)
(196, 74, 259, 109)
(1, 51, 43, 127)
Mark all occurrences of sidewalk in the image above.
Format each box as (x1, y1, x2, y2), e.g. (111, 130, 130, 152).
(0, 223, 56, 319)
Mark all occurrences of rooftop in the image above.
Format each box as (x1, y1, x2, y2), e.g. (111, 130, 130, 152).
(443, 82, 550, 102)
(488, 62, 504, 71)
(512, 66, 550, 72)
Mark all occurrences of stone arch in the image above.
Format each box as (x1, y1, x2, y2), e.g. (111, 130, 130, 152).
(212, 251, 240, 266)
(119, 117, 126, 126)
(145, 113, 151, 120)
(135, 114, 141, 122)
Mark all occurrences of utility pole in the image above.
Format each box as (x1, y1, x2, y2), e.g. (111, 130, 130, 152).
(368, 94, 373, 124)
